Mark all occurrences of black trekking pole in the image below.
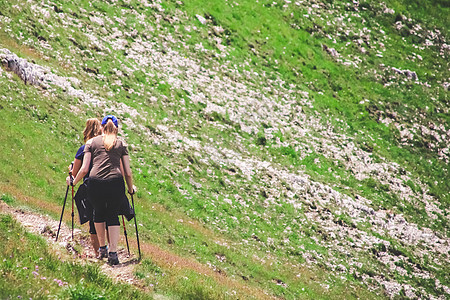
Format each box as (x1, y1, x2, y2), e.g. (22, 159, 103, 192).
(122, 215, 130, 256)
(71, 183, 74, 240)
(56, 185, 70, 242)
(68, 166, 74, 241)
(130, 193, 141, 260)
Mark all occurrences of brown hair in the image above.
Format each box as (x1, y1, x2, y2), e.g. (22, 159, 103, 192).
(83, 118, 102, 143)
(102, 119, 118, 151)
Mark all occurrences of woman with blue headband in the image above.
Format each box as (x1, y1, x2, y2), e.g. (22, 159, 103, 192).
(69, 115, 134, 265)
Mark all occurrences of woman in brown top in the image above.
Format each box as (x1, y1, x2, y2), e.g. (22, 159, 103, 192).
(69, 115, 134, 265)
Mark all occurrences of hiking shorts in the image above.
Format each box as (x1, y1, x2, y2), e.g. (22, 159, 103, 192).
(87, 177, 125, 226)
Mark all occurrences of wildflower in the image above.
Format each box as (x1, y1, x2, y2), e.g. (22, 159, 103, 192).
(53, 279, 67, 286)
(32, 271, 39, 277)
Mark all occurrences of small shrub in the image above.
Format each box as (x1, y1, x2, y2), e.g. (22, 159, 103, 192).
(256, 135, 267, 146)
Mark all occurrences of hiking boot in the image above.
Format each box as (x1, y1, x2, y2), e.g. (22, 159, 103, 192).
(97, 246, 108, 259)
(108, 251, 119, 265)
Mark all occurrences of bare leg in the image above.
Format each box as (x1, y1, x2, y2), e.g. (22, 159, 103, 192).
(106, 227, 110, 245)
(90, 234, 100, 256)
(94, 222, 107, 247)
(107, 225, 120, 252)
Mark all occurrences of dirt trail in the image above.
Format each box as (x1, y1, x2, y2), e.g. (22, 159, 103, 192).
(0, 200, 141, 286)
(0, 188, 275, 299)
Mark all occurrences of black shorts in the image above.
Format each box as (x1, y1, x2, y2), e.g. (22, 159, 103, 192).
(74, 182, 93, 225)
(88, 177, 125, 226)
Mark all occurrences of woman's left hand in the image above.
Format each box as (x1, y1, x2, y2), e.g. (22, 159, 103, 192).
(66, 176, 73, 186)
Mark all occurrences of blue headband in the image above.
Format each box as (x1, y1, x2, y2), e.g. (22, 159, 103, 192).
(101, 115, 118, 127)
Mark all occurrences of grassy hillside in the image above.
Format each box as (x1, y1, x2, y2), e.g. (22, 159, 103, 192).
(0, 0, 448, 299)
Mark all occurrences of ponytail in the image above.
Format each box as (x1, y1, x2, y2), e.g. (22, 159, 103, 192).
(102, 120, 118, 151)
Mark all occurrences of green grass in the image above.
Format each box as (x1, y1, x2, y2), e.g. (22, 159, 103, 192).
(0, 75, 83, 206)
(1, 194, 16, 205)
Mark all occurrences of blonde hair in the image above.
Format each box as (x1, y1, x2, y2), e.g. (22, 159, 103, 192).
(83, 118, 102, 143)
(102, 119, 118, 151)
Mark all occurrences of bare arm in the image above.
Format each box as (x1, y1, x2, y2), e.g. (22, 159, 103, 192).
(120, 159, 124, 175)
(121, 155, 134, 193)
(71, 158, 82, 177)
(69, 152, 91, 186)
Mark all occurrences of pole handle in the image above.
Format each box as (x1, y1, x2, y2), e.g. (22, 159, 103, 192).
(69, 162, 74, 186)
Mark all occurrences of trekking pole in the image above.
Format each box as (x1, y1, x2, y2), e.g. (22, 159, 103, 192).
(130, 193, 141, 260)
(55, 185, 69, 242)
(56, 163, 73, 242)
(122, 215, 130, 256)
(69, 166, 74, 241)
(71, 183, 74, 240)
